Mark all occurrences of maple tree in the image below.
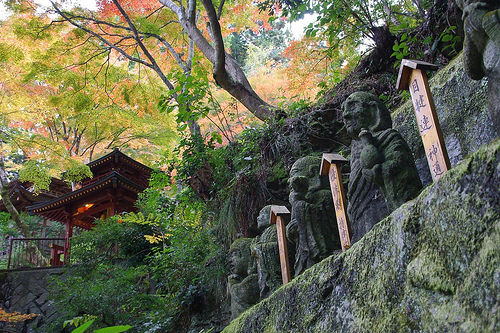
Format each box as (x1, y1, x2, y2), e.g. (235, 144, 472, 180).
(0, 11, 177, 171)
(5, 0, 270, 137)
(281, 36, 359, 97)
(0, 10, 178, 234)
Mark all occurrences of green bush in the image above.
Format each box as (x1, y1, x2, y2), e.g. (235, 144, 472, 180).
(47, 188, 225, 333)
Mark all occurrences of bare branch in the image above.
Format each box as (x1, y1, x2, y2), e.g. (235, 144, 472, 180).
(216, 0, 225, 20)
(50, 1, 155, 68)
(141, 32, 188, 71)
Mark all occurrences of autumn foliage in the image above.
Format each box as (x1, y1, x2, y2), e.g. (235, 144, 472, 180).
(0, 307, 39, 323)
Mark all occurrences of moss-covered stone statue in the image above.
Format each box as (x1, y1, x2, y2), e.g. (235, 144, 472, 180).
(227, 238, 259, 319)
(285, 156, 340, 277)
(251, 205, 283, 299)
(456, 0, 500, 132)
(342, 92, 422, 242)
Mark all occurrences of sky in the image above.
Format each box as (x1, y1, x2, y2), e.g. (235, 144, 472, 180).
(0, 0, 97, 19)
(0, 0, 312, 39)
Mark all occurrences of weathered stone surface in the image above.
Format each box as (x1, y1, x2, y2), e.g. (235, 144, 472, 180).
(227, 238, 259, 319)
(343, 92, 422, 243)
(455, 0, 500, 131)
(393, 53, 496, 186)
(222, 140, 500, 333)
(286, 156, 340, 277)
(0, 267, 63, 333)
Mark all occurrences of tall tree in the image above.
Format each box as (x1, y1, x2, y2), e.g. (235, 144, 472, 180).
(0, 11, 177, 192)
(29, 0, 280, 132)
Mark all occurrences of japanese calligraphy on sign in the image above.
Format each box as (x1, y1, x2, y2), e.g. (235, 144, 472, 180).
(428, 141, 447, 179)
(410, 78, 434, 135)
(320, 154, 351, 251)
(396, 59, 451, 182)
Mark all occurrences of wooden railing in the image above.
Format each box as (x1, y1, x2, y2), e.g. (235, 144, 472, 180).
(7, 238, 66, 270)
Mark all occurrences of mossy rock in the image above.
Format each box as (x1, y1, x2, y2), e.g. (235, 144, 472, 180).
(222, 139, 500, 332)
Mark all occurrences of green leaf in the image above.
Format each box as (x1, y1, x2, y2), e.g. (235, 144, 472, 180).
(442, 34, 453, 42)
(71, 320, 94, 333)
(94, 326, 132, 333)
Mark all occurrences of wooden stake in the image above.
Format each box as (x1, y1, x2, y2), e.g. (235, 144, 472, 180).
(397, 59, 451, 181)
(320, 153, 351, 251)
(270, 205, 291, 284)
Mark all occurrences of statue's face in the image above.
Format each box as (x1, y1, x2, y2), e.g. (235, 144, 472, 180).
(289, 162, 311, 197)
(257, 206, 272, 230)
(229, 248, 248, 277)
(288, 157, 324, 205)
(343, 95, 374, 138)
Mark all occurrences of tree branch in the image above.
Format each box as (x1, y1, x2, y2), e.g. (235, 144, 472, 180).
(159, 0, 276, 120)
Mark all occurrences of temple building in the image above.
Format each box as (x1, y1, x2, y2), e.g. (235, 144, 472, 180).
(4, 149, 152, 267)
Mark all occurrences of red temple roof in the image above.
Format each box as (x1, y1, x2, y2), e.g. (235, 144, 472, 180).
(0, 178, 71, 213)
(27, 149, 152, 229)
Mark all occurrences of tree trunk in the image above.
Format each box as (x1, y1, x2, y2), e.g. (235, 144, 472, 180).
(0, 135, 32, 238)
(0, 169, 31, 238)
(158, 0, 278, 121)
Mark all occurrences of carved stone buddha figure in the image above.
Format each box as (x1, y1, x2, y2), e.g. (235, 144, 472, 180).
(342, 92, 422, 242)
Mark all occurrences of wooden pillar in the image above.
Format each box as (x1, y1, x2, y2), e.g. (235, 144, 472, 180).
(41, 218, 47, 238)
(270, 206, 291, 284)
(63, 216, 73, 264)
(109, 201, 116, 217)
(397, 59, 451, 181)
(320, 153, 352, 251)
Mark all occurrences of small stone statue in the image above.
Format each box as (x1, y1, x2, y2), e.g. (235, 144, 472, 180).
(227, 238, 259, 319)
(342, 92, 422, 242)
(456, 0, 500, 132)
(251, 205, 283, 299)
(285, 156, 340, 277)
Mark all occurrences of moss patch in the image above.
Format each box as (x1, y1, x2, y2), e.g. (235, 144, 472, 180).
(222, 140, 500, 333)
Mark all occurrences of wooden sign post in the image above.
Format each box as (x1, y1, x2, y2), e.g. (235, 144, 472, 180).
(396, 59, 451, 181)
(270, 205, 291, 284)
(320, 153, 351, 251)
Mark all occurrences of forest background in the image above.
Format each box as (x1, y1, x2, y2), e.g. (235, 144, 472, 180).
(0, 0, 464, 331)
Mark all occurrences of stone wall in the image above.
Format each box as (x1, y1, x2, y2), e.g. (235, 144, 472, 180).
(0, 267, 63, 332)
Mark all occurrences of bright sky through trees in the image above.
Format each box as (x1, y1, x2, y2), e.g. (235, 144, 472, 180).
(0, 0, 311, 39)
(289, 14, 317, 40)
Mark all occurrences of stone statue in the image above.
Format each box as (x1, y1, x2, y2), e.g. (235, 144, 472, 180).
(251, 205, 283, 299)
(227, 238, 259, 319)
(342, 91, 422, 242)
(285, 156, 340, 277)
(456, 0, 500, 132)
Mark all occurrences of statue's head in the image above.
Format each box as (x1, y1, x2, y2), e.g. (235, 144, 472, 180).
(257, 205, 273, 231)
(229, 238, 253, 277)
(342, 92, 392, 138)
(455, 0, 499, 80)
(289, 156, 327, 204)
